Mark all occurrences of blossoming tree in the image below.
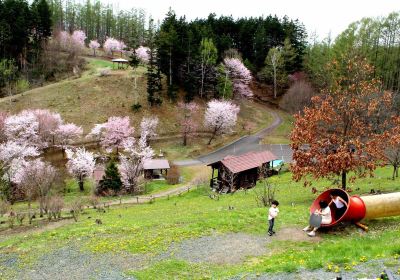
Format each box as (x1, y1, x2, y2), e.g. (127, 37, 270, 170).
(66, 148, 95, 191)
(119, 132, 154, 194)
(178, 102, 199, 146)
(223, 58, 253, 98)
(204, 100, 240, 144)
(89, 40, 101, 56)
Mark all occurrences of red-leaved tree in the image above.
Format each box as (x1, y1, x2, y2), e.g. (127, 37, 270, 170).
(291, 58, 391, 190)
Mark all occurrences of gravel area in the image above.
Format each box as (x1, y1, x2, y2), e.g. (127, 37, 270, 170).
(159, 232, 270, 264)
(5, 245, 146, 280)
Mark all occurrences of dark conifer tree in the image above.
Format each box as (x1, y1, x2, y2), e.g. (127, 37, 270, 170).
(97, 160, 122, 194)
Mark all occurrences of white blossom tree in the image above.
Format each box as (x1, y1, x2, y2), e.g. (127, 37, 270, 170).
(0, 141, 40, 201)
(119, 134, 154, 194)
(66, 148, 95, 192)
(4, 111, 40, 147)
(140, 117, 158, 145)
(223, 58, 253, 98)
(15, 159, 56, 219)
(204, 100, 240, 144)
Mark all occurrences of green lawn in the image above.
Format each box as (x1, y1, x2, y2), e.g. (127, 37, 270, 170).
(262, 109, 294, 144)
(1, 166, 399, 279)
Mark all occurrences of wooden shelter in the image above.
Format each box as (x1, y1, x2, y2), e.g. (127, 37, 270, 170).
(208, 151, 277, 193)
(112, 58, 129, 69)
(143, 159, 170, 179)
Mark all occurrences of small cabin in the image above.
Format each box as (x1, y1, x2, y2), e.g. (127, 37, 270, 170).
(208, 151, 277, 193)
(143, 159, 170, 180)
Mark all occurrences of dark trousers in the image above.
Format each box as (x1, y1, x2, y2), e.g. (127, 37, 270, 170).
(268, 218, 275, 233)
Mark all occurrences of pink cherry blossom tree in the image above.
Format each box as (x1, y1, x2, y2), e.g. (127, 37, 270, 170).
(103, 38, 126, 56)
(71, 30, 86, 50)
(14, 159, 56, 219)
(204, 100, 240, 144)
(119, 134, 154, 194)
(55, 123, 83, 153)
(4, 111, 40, 147)
(66, 148, 95, 191)
(178, 102, 199, 146)
(58, 31, 70, 51)
(140, 117, 158, 145)
(91, 117, 134, 153)
(31, 109, 63, 148)
(223, 58, 253, 98)
(135, 46, 150, 64)
(89, 40, 101, 56)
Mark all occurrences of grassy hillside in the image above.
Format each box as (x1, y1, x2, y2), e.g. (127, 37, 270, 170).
(0, 57, 282, 159)
(1, 167, 399, 279)
(0, 58, 272, 134)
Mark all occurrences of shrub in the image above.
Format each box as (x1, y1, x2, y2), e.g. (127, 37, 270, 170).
(0, 200, 10, 217)
(16, 212, 26, 226)
(70, 198, 83, 222)
(99, 68, 111, 77)
(88, 195, 100, 209)
(7, 210, 16, 228)
(48, 196, 64, 220)
(280, 80, 314, 113)
(131, 103, 142, 112)
(166, 165, 180, 185)
(15, 79, 30, 93)
(254, 180, 276, 207)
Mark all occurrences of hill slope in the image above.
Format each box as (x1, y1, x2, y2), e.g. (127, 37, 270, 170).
(0, 57, 290, 158)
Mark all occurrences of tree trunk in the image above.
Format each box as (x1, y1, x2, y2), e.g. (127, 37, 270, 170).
(79, 180, 84, 192)
(169, 47, 172, 86)
(273, 66, 277, 99)
(208, 129, 217, 145)
(183, 132, 187, 146)
(393, 165, 398, 180)
(341, 171, 347, 190)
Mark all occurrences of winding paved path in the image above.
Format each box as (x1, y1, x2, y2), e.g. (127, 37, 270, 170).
(174, 109, 293, 166)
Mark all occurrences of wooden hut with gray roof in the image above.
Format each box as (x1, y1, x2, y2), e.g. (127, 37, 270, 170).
(208, 150, 277, 193)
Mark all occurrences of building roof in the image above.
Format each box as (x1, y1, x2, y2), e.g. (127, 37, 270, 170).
(112, 58, 129, 63)
(143, 159, 170, 170)
(220, 150, 277, 174)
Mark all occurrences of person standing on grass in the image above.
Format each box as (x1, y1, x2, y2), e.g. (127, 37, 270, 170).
(268, 200, 280, 236)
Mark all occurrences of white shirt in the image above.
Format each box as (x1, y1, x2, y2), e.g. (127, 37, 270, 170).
(268, 207, 279, 220)
(333, 197, 345, 209)
(320, 207, 332, 225)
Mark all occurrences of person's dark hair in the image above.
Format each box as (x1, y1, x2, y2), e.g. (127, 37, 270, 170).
(319, 200, 328, 209)
(331, 189, 342, 197)
(271, 200, 279, 206)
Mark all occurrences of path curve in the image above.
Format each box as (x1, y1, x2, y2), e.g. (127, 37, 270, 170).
(174, 106, 291, 166)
